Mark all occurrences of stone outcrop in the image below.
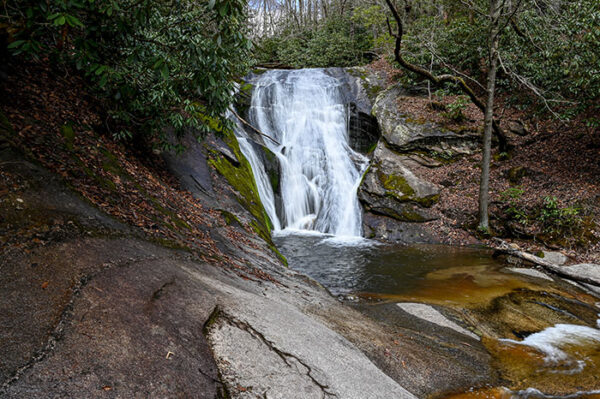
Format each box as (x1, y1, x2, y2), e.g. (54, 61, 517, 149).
(372, 85, 480, 155)
(358, 141, 440, 223)
(0, 119, 498, 399)
(330, 66, 386, 154)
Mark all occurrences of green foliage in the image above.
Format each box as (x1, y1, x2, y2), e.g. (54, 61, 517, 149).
(256, 16, 373, 68)
(399, 0, 600, 121)
(499, 0, 600, 119)
(500, 186, 528, 225)
(4, 0, 253, 146)
(537, 196, 582, 235)
(498, 189, 593, 247)
(443, 96, 469, 122)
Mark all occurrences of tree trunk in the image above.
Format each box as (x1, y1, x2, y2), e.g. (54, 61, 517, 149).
(478, 0, 502, 231)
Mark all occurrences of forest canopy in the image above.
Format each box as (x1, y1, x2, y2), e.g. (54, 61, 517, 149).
(250, 0, 600, 124)
(3, 0, 599, 142)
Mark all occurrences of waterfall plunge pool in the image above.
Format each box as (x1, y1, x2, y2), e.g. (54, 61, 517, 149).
(234, 67, 600, 398)
(275, 233, 600, 398)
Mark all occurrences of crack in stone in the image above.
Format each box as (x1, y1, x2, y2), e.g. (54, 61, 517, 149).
(214, 311, 338, 398)
(0, 254, 161, 394)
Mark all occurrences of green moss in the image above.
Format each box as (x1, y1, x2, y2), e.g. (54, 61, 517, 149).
(61, 124, 75, 150)
(366, 84, 383, 100)
(415, 193, 440, 208)
(366, 141, 378, 154)
(347, 67, 368, 80)
(507, 166, 527, 185)
(252, 68, 268, 76)
(233, 82, 255, 118)
(219, 209, 243, 227)
(378, 205, 428, 222)
(378, 170, 415, 199)
(493, 152, 511, 162)
(398, 208, 427, 222)
(404, 116, 427, 125)
(208, 128, 285, 263)
(195, 108, 226, 134)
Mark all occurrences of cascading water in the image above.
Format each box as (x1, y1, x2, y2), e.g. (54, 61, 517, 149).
(238, 69, 368, 237)
(231, 111, 282, 231)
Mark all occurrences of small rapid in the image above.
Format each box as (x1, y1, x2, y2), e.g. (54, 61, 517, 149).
(238, 69, 368, 237)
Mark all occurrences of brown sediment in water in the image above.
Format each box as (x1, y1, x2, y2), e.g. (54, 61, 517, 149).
(436, 387, 512, 399)
(438, 387, 600, 399)
(481, 335, 600, 395)
(356, 262, 600, 396)
(357, 265, 571, 308)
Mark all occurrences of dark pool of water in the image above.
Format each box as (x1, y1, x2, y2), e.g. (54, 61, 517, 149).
(273, 233, 505, 299)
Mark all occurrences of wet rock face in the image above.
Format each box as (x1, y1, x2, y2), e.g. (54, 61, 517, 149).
(348, 102, 380, 154)
(331, 66, 386, 154)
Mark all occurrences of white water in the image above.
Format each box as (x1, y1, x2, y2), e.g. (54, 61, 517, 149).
(500, 320, 600, 374)
(240, 69, 368, 237)
(231, 112, 282, 231)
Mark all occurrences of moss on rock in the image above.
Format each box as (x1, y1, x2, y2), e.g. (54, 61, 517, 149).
(61, 124, 75, 150)
(207, 128, 286, 265)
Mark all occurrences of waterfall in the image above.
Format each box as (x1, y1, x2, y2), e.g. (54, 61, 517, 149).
(235, 69, 368, 237)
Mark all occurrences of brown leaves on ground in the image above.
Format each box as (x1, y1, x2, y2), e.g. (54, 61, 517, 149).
(1, 58, 276, 280)
(367, 58, 600, 262)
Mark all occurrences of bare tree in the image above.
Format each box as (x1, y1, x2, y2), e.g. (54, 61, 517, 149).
(384, 0, 524, 230)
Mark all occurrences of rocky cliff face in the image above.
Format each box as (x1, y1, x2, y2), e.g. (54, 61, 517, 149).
(341, 69, 481, 243)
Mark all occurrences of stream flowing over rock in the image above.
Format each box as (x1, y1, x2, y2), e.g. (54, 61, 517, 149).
(4, 64, 600, 399)
(0, 123, 499, 398)
(242, 68, 370, 236)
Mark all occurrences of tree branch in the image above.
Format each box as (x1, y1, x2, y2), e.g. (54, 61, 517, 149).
(229, 107, 281, 145)
(384, 0, 509, 151)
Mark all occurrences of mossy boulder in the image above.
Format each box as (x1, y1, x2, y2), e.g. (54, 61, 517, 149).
(358, 141, 440, 223)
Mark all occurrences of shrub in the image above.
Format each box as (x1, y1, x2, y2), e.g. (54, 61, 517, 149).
(3, 0, 253, 146)
(537, 196, 583, 235)
(443, 96, 469, 122)
(500, 186, 528, 225)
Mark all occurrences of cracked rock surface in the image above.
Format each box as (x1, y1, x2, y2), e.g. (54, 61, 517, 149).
(1, 131, 496, 398)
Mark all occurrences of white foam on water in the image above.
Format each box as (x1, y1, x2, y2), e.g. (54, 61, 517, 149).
(501, 322, 600, 373)
(510, 387, 600, 398)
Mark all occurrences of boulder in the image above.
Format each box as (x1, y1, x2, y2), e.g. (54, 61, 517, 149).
(359, 142, 440, 224)
(372, 85, 480, 155)
(560, 263, 600, 286)
(536, 250, 568, 266)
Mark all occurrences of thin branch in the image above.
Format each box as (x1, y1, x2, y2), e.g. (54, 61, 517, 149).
(384, 0, 509, 151)
(497, 53, 573, 121)
(228, 107, 281, 145)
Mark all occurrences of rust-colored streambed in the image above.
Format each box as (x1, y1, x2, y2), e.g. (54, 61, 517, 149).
(275, 234, 600, 398)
